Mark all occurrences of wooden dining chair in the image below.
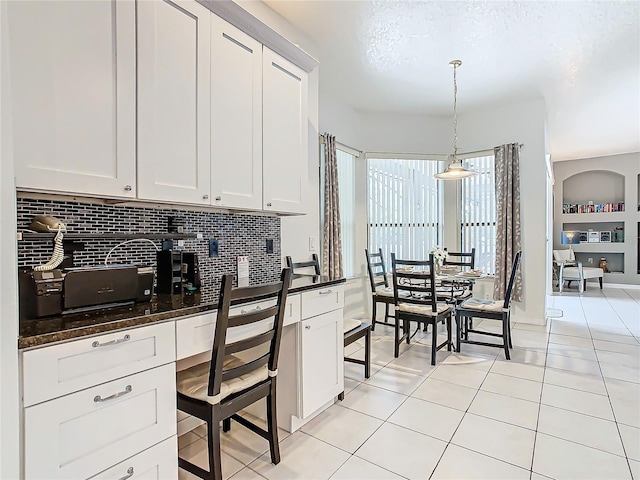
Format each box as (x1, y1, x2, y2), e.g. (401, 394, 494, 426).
(176, 269, 292, 480)
(365, 248, 397, 331)
(285, 254, 321, 275)
(391, 254, 454, 364)
(443, 247, 476, 270)
(455, 251, 522, 360)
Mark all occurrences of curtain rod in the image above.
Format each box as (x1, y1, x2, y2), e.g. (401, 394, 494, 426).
(318, 135, 362, 157)
(457, 143, 524, 159)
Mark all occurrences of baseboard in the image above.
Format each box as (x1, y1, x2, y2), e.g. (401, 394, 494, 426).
(603, 283, 640, 290)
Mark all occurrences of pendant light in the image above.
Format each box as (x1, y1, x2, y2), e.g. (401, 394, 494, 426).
(434, 60, 476, 180)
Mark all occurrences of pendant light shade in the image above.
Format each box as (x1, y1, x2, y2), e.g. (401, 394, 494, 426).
(434, 60, 476, 180)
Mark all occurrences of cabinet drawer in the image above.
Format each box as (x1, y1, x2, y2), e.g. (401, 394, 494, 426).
(175, 312, 217, 361)
(301, 286, 344, 319)
(89, 436, 177, 480)
(24, 363, 176, 480)
(23, 321, 175, 407)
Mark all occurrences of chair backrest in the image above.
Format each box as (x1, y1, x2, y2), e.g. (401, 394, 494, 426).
(365, 248, 389, 291)
(552, 249, 574, 263)
(285, 254, 321, 275)
(391, 253, 439, 314)
(207, 268, 292, 399)
(443, 247, 475, 269)
(502, 251, 522, 309)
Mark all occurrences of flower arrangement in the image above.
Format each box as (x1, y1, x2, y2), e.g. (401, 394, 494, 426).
(429, 245, 447, 265)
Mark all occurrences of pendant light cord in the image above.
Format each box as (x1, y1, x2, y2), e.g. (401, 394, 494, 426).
(452, 61, 458, 161)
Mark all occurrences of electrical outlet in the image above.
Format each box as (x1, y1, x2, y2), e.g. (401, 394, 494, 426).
(209, 239, 219, 257)
(266, 239, 274, 254)
(588, 257, 593, 264)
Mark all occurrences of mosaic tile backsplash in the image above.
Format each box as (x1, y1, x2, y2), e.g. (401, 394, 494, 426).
(17, 196, 281, 303)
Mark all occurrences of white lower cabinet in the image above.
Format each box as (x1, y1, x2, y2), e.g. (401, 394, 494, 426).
(24, 363, 176, 480)
(300, 309, 344, 418)
(90, 436, 178, 480)
(277, 285, 344, 432)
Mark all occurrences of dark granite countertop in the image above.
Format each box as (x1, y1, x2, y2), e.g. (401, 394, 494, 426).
(18, 274, 345, 350)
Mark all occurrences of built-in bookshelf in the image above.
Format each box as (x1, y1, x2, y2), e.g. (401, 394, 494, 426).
(562, 202, 624, 214)
(553, 155, 639, 286)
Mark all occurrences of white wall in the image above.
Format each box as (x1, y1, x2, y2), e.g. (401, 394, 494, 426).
(458, 98, 549, 324)
(0, 1, 20, 476)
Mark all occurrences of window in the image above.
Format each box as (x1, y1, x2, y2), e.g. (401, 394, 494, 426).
(460, 154, 496, 273)
(367, 157, 442, 263)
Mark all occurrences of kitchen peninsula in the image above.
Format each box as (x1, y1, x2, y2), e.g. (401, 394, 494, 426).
(19, 274, 345, 479)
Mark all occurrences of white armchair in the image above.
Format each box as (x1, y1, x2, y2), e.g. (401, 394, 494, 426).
(553, 249, 604, 293)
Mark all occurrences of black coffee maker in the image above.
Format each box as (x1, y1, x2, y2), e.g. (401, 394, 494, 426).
(156, 250, 200, 294)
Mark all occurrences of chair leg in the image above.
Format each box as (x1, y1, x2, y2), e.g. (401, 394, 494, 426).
(464, 317, 469, 340)
(430, 321, 437, 366)
(599, 277, 603, 289)
(266, 382, 281, 465)
(508, 312, 513, 349)
(394, 317, 401, 358)
(371, 299, 377, 331)
(338, 391, 345, 401)
(364, 329, 371, 379)
(208, 409, 222, 480)
(222, 418, 231, 432)
(455, 315, 461, 352)
(502, 314, 511, 360)
(446, 315, 452, 352)
(583, 279, 587, 292)
(384, 303, 390, 324)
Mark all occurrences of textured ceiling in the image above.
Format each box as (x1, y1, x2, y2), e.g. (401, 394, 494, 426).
(263, 0, 640, 160)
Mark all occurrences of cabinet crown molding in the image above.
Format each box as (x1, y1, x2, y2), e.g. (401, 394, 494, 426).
(196, 0, 318, 73)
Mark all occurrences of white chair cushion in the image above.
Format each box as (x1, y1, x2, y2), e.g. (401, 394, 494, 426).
(562, 267, 604, 280)
(177, 355, 268, 405)
(344, 318, 363, 334)
(553, 249, 575, 263)
(460, 298, 506, 312)
(397, 303, 451, 316)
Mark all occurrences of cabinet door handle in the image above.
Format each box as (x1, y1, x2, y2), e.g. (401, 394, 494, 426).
(266, 202, 272, 207)
(118, 467, 134, 480)
(92, 334, 130, 348)
(203, 194, 209, 200)
(318, 289, 333, 295)
(124, 185, 132, 192)
(241, 305, 261, 314)
(305, 325, 311, 330)
(215, 196, 222, 201)
(94, 385, 132, 403)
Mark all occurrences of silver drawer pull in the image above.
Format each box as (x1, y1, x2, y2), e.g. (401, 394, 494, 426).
(241, 305, 262, 314)
(118, 467, 134, 480)
(94, 385, 132, 403)
(318, 289, 333, 295)
(92, 334, 130, 348)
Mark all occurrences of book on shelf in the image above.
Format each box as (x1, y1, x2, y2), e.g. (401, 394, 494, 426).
(562, 202, 625, 214)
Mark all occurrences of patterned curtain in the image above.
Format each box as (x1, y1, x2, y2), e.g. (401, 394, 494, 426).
(493, 143, 523, 301)
(322, 133, 343, 279)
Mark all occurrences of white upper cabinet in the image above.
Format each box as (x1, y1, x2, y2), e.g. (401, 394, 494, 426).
(210, 14, 263, 210)
(262, 48, 309, 214)
(137, 0, 211, 205)
(8, 0, 136, 199)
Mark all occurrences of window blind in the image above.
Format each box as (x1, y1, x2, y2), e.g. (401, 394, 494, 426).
(337, 149, 356, 277)
(461, 155, 496, 274)
(367, 158, 442, 265)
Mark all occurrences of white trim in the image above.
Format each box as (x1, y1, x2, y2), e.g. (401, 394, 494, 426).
(365, 152, 446, 161)
(336, 143, 362, 158)
(602, 283, 640, 290)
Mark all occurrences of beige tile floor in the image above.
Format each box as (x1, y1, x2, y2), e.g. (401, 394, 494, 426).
(179, 286, 640, 480)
